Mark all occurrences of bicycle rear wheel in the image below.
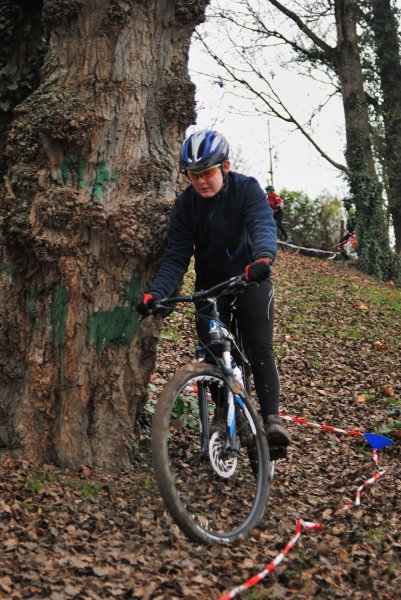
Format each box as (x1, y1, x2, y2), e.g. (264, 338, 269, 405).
(152, 362, 271, 544)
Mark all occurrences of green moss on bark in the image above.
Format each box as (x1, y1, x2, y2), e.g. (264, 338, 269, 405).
(87, 273, 141, 354)
(49, 284, 68, 346)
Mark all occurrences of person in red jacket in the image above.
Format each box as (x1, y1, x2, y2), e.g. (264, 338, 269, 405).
(265, 185, 291, 243)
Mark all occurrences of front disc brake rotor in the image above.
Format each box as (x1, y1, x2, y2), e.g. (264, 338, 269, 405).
(209, 431, 237, 478)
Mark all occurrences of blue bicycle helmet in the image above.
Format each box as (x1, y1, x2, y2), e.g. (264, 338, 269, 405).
(179, 130, 229, 172)
(265, 185, 274, 192)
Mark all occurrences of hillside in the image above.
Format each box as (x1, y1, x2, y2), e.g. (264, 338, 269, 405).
(1, 252, 400, 599)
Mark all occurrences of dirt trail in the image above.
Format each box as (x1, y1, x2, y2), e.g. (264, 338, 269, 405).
(1, 252, 400, 599)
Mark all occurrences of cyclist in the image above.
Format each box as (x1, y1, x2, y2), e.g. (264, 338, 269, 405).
(265, 185, 292, 243)
(136, 130, 291, 458)
(338, 196, 357, 259)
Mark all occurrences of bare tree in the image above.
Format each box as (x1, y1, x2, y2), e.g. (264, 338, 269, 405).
(0, 0, 209, 470)
(195, 0, 393, 278)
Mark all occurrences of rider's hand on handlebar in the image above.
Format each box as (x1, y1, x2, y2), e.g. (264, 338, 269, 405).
(136, 292, 162, 316)
(244, 258, 272, 283)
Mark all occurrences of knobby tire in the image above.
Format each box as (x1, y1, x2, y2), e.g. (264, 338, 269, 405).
(152, 362, 270, 545)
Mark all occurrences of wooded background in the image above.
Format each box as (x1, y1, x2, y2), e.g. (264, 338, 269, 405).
(0, 0, 400, 470)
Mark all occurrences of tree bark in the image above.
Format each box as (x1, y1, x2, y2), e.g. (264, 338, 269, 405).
(332, 0, 391, 279)
(370, 0, 401, 260)
(334, 1, 374, 172)
(0, 0, 209, 470)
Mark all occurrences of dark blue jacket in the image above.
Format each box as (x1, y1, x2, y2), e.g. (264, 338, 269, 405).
(149, 171, 277, 297)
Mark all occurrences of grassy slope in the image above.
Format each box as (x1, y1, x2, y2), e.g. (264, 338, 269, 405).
(273, 252, 401, 438)
(152, 250, 401, 598)
(1, 251, 400, 600)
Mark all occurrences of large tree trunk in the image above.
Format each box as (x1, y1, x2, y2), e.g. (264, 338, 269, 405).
(370, 0, 401, 270)
(0, 0, 209, 470)
(334, 0, 392, 279)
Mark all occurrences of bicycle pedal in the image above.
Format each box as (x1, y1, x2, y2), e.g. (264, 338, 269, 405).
(269, 446, 288, 460)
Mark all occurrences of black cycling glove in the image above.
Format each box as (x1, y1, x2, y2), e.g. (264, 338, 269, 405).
(245, 258, 272, 283)
(135, 292, 162, 316)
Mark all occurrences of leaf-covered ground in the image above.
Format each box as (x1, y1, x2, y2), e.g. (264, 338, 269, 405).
(1, 252, 400, 600)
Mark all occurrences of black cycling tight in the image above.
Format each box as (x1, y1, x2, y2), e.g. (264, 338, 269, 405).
(274, 207, 288, 240)
(195, 278, 280, 421)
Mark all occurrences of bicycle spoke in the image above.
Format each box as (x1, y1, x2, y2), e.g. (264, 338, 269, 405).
(152, 364, 270, 544)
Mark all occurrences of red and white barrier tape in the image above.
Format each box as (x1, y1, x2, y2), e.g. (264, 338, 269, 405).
(279, 413, 363, 438)
(218, 519, 323, 600)
(334, 458, 387, 515)
(218, 414, 391, 599)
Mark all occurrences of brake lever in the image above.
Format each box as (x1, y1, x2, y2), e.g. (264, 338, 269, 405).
(151, 303, 175, 318)
(138, 303, 167, 322)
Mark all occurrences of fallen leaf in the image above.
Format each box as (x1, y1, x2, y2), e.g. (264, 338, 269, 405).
(92, 565, 114, 577)
(3, 538, 19, 549)
(0, 576, 12, 593)
(356, 394, 366, 403)
(269, 582, 289, 599)
(338, 547, 350, 562)
(80, 464, 92, 477)
(353, 303, 369, 310)
(68, 556, 88, 570)
(383, 386, 395, 398)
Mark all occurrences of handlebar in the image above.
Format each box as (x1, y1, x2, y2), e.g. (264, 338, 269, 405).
(153, 274, 248, 311)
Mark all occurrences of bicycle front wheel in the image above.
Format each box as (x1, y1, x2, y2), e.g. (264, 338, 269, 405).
(152, 362, 270, 544)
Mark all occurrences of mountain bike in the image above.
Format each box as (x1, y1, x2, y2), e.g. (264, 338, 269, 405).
(332, 232, 358, 261)
(150, 275, 272, 545)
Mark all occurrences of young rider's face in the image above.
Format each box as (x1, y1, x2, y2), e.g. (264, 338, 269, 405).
(187, 160, 230, 197)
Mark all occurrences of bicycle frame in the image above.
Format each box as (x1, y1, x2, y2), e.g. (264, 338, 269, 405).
(197, 297, 240, 456)
(151, 276, 271, 544)
(155, 275, 250, 459)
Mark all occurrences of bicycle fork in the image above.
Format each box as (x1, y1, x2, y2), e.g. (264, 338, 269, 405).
(222, 349, 239, 452)
(197, 351, 239, 459)
(198, 382, 210, 456)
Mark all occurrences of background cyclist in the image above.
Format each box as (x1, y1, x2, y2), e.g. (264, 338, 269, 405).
(136, 130, 291, 458)
(338, 196, 357, 259)
(265, 185, 292, 243)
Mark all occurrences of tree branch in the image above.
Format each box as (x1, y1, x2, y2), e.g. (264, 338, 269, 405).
(194, 33, 350, 175)
(266, 0, 337, 60)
